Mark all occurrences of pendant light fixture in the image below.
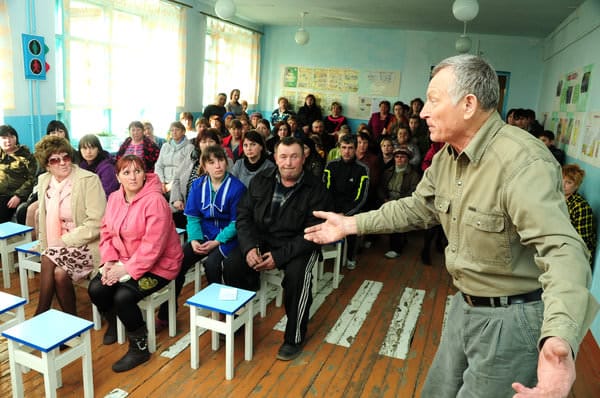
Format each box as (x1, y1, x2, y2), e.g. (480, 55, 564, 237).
(295, 12, 309, 46)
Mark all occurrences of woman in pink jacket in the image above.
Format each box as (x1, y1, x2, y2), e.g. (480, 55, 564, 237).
(88, 154, 183, 373)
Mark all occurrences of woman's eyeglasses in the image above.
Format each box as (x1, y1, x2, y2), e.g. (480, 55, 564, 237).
(47, 154, 71, 165)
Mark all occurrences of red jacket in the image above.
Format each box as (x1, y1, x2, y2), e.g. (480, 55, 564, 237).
(100, 173, 182, 280)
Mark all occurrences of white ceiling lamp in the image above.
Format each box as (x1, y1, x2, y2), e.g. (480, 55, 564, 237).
(295, 12, 309, 46)
(452, 0, 479, 22)
(215, 0, 236, 20)
(452, 0, 479, 54)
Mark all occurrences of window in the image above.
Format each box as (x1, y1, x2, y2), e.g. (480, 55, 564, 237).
(203, 17, 260, 110)
(58, 0, 185, 149)
(0, 0, 14, 117)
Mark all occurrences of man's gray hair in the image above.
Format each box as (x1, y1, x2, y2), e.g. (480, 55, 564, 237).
(432, 55, 499, 111)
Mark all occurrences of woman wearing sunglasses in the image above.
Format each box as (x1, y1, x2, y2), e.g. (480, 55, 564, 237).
(33, 135, 106, 316)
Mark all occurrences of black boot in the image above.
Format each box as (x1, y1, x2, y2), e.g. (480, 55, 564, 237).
(112, 326, 150, 373)
(102, 310, 117, 345)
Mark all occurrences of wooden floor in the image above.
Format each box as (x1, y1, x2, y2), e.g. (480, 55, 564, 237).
(1, 231, 599, 397)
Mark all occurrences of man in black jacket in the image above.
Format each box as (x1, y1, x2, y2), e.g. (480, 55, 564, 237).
(323, 134, 369, 269)
(223, 137, 332, 361)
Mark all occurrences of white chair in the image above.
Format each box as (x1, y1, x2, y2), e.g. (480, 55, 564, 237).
(116, 279, 176, 353)
(2, 309, 94, 398)
(187, 283, 255, 380)
(15, 240, 102, 331)
(258, 269, 284, 318)
(318, 238, 346, 289)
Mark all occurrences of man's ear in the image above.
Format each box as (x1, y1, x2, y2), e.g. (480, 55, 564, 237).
(463, 94, 479, 120)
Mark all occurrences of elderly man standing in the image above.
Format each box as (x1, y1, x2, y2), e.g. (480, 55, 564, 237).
(304, 55, 598, 397)
(223, 136, 332, 361)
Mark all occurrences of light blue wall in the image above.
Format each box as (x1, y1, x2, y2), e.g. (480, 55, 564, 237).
(537, 0, 600, 342)
(259, 25, 544, 124)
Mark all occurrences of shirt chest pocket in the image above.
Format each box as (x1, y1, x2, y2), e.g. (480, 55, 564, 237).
(464, 209, 511, 265)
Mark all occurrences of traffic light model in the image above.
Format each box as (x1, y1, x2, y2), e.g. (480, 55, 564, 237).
(21, 33, 47, 80)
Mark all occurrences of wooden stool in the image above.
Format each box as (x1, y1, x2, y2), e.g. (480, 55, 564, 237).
(1, 309, 94, 398)
(187, 283, 256, 380)
(0, 222, 33, 289)
(14, 240, 101, 330)
(116, 280, 177, 353)
(0, 291, 26, 334)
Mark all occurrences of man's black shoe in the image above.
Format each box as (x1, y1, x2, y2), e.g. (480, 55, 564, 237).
(276, 342, 302, 361)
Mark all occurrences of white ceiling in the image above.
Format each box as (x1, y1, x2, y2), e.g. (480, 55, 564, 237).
(212, 0, 585, 38)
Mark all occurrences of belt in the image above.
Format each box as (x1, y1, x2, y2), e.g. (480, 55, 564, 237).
(461, 288, 543, 307)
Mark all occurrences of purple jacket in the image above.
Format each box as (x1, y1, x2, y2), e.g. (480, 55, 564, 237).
(80, 153, 119, 199)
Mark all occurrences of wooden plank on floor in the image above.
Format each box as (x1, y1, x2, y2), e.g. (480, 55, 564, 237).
(325, 280, 383, 347)
(379, 287, 425, 360)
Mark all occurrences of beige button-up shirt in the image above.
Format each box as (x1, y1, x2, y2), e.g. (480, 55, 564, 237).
(356, 112, 598, 355)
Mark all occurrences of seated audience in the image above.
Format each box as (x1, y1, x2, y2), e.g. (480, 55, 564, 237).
(0, 125, 37, 222)
(155, 121, 194, 196)
(409, 97, 424, 117)
(271, 96, 295, 127)
(287, 115, 303, 139)
(302, 136, 324, 178)
(143, 122, 166, 149)
(326, 125, 351, 162)
(356, 131, 382, 211)
(538, 130, 566, 165)
(396, 125, 421, 168)
(267, 121, 292, 156)
(225, 89, 243, 117)
(34, 135, 106, 316)
(88, 155, 182, 372)
(311, 119, 335, 154)
(323, 101, 347, 135)
(222, 137, 332, 360)
(297, 94, 323, 134)
(227, 119, 244, 161)
(250, 112, 263, 129)
(203, 93, 227, 120)
(78, 134, 119, 198)
(380, 136, 395, 170)
(116, 121, 160, 172)
(562, 164, 596, 267)
(231, 131, 275, 187)
(384, 101, 409, 136)
(368, 100, 392, 140)
(408, 114, 430, 157)
(179, 111, 195, 139)
(378, 147, 420, 258)
(156, 146, 246, 330)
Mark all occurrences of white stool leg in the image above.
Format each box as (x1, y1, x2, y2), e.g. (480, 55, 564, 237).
(1, 243, 10, 289)
(211, 311, 219, 351)
(82, 331, 94, 398)
(168, 280, 176, 337)
(117, 317, 126, 344)
(259, 277, 267, 318)
(18, 252, 29, 301)
(333, 241, 342, 289)
(225, 313, 234, 380)
(190, 306, 199, 369)
(7, 340, 24, 398)
(146, 302, 156, 353)
(92, 304, 101, 330)
(42, 350, 59, 398)
(245, 301, 253, 361)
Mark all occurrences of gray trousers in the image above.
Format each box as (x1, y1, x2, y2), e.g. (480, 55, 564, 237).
(421, 292, 543, 398)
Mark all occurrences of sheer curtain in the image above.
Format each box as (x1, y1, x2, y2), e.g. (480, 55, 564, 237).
(0, 0, 14, 113)
(61, 0, 185, 144)
(203, 17, 260, 108)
